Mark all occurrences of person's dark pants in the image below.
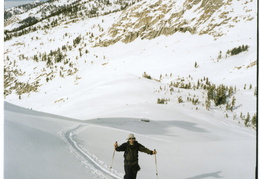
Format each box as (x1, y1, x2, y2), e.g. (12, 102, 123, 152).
(124, 164, 140, 179)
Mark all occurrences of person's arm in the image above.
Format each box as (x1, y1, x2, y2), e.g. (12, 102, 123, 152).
(114, 142, 126, 152)
(138, 143, 157, 155)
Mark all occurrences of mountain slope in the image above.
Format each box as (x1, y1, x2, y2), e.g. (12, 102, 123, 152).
(4, 0, 257, 128)
(98, 0, 256, 46)
(4, 0, 142, 34)
(3, 1, 257, 178)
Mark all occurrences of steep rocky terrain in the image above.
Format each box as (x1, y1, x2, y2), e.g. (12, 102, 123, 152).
(98, 0, 255, 46)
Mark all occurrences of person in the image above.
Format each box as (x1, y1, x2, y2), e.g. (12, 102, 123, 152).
(114, 133, 157, 179)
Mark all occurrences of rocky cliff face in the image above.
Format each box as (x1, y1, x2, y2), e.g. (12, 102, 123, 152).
(98, 0, 255, 46)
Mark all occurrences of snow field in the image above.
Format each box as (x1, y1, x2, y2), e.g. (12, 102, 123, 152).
(5, 29, 257, 121)
(4, 0, 257, 178)
(78, 115, 255, 179)
(4, 101, 256, 179)
(5, 102, 93, 179)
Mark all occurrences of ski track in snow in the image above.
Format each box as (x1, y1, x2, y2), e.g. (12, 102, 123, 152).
(62, 125, 122, 179)
(5, 100, 256, 179)
(60, 121, 171, 179)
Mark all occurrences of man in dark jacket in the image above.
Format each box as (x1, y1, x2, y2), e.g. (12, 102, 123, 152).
(114, 134, 157, 179)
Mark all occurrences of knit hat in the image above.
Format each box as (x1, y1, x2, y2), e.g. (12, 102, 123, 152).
(126, 133, 136, 140)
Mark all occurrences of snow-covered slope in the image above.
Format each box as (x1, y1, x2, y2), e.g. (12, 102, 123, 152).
(3, 0, 257, 177)
(4, 0, 257, 125)
(4, 102, 91, 179)
(4, 0, 141, 32)
(4, 27, 257, 126)
(4, 102, 256, 179)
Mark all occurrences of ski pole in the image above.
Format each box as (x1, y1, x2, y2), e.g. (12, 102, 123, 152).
(110, 141, 117, 169)
(154, 149, 158, 177)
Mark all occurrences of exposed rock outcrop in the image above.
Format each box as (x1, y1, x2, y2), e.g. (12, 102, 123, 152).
(98, 0, 255, 47)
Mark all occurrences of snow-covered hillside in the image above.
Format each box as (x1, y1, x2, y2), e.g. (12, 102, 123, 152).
(3, 0, 257, 177)
(4, 7, 257, 126)
(4, 102, 256, 179)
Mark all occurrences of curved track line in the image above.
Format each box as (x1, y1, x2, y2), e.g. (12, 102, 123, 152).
(64, 125, 121, 179)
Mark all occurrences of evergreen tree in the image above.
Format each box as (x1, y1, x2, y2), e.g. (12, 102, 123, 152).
(214, 85, 227, 106)
(194, 61, 199, 68)
(231, 96, 236, 112)
(244, 112, 250, 127)
(251, 113, 257, 128)
(178, 96, 183, 103)
(217, 50, 222, 60)
(205, 98, 211, 110)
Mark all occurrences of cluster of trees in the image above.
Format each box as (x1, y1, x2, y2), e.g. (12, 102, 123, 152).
(6, 23, 95, 96)
(154, 74, 256, 128)
(227, 45, 249, 56)
(217, 45, 249, 60)
(157, 98, 169, 104)
(205, 84, 235, 106)
(171, 80, 193, 89)
(240, 112, 257, 128)
(187, 96, 199, 105)
(30, 34, 85, 66)
(15, 81, 39, 96)
(4, 25, 38, 41)
(156, 74, 255, 111)
(4, 0, 142, 41)
(4, 13, 63, 41)
(5, 43, 82, 98)
(31, 47, 67, 66)
(4, 60, 40, 98)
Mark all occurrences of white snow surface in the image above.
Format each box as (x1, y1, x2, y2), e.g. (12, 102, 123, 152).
(4, 102, 256, 179)
(4, 0, 257, 178)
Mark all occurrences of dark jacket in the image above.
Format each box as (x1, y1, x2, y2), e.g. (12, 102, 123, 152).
(116, 141, 153, 166)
